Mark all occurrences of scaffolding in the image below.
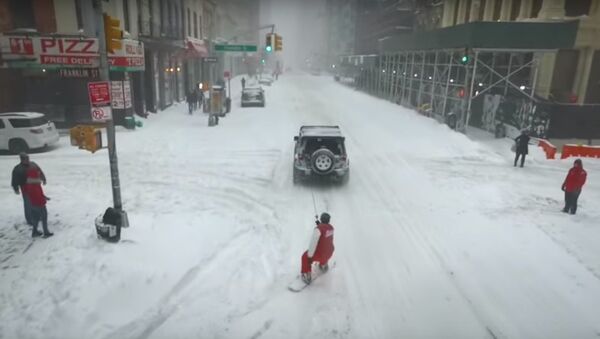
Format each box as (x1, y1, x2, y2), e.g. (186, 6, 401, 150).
(339, 20, 579, 134)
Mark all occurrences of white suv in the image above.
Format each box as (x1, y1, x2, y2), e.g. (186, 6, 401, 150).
(0, 112, 60, 153)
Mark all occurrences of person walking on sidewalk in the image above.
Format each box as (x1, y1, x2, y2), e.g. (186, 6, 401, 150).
(23, 165, 53, 238)
(11, 153, 46, 226)
(562, 159, 587, 215)
(514, 130, 530, 167)
(241, 77, 246, 89)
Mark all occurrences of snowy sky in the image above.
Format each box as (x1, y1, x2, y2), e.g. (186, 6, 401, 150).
(259, 0, 328, 69)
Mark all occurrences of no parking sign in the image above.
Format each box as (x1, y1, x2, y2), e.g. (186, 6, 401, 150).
(88, 81, 112, 122)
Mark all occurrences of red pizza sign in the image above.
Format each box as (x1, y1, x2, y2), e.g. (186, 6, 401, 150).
(88, 81, 111, 106)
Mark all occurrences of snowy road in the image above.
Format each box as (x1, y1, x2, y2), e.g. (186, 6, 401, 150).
(1, 74, 600, 339)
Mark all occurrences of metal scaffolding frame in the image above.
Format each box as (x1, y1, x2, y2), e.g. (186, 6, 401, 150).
(342, 47, 545, 133)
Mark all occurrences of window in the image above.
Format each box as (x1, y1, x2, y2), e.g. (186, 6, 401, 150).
(452, 1, 459, 25)
(532, 0, 543, 17)
(75, 0, 83, 30)
(10, 0, 35, 29)
(479, 0, 487, 20)
(123, 0, 130, 31)
(511, 0, 522, 20)
(565, 0, 592, 16)
(9, 117, 48, 128)
(493, 0, 502, 20)
(193, 12, 198, 38)
(465, 0, 472, 22)
(187, 8, 191, 36)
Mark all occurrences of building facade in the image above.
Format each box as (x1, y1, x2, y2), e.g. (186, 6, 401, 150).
(0, 0, 218, 126)
(439, 0, 600, 104)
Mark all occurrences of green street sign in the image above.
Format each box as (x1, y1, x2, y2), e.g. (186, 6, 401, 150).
(214, 44, 257, 52)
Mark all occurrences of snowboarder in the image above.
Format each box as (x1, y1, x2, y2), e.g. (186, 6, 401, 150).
(300, 212, 335, 284)
(514, 129, 530, 167)
(562, 159, 587, 215)
(241, 77, 246, 89)
(23, 165, 53, 238)
(11, 153, 46, 227)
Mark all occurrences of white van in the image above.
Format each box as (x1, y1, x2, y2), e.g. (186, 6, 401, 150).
(0, 112, 60, 153)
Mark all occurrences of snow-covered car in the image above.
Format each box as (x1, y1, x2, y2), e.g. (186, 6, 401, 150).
(0, 112, 59, 153)
(241, 87, 265, 107)
(293, 125, 349, 184)
(259, 75, 274, 86)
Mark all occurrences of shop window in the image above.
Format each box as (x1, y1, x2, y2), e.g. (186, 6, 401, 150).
(193, 12, 198, 38)
(565, 0, 592, 17)
(10, 0, 35, 29)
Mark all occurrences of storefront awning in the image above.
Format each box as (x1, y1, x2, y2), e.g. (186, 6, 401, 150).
(174, 38, 209, 60)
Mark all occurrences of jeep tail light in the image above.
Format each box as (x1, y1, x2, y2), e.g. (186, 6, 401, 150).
(341, 155, 347, 161)
(296, 154, 304, 161)
(30, 128, 44, 134)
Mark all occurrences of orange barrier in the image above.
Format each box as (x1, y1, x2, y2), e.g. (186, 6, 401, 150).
(537, 139, 557, 159)
(561, 144, 600, 159)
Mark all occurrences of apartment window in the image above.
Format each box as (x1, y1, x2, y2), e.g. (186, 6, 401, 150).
(465, 0, 472, 22)
(511, 0, 522, 20)
(199, 15, 203, 38)
(565, 0, 592, 17)
(193, 12, 198, 38)
(187, 8, 191, 36)
(10, 0, 35, 29)
(123, 0, 130, 31)
(532, 0, 543, 17)
(493, 0, 502, 20)
(74, 0, 83, 29)
(452, 1, 460, 25)
(479, 0, 487, 20)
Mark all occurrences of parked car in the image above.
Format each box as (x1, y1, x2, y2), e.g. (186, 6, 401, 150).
(241, 87, 265, 107)
(259, 74, 274, 86)
(293, 125, 349, 184)
(0, 112, 59, 153)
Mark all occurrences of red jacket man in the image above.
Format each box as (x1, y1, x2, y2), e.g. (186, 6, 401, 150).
(301, 212, 335, 284)
(562, 159, 587, 215)
(23, 167, 53, 237)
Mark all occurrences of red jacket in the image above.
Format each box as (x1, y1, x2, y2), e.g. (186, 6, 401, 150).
(23, 167, 47, 207)
(308, 223, 335, 260)
(563, 166, 587, 192)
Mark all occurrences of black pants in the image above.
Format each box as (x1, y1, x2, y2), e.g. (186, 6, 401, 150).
(563, 190, 581, 214)
(514, 152, 526, 167)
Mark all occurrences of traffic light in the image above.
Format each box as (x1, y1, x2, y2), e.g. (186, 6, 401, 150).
(460, 48, 470, 65)
(458, 87, 466, 98)
(275, 34, 283, 51)
(265, 34, 273, 53)
(70, 125, 103, 153)
(103, 13, 122, 53)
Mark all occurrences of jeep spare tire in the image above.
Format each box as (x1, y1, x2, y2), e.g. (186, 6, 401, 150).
(311, 149, 335, 174)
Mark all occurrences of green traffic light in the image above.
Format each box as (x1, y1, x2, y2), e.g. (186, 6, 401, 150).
(266, 46, 272, 52)
(461, 55, 469, 64)
(261, 59, 265, 64)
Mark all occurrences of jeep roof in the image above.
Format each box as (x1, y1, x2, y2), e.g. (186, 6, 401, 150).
(298, 125, 344, 138)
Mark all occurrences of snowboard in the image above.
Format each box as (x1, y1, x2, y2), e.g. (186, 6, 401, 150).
(288, 262, 335, 292)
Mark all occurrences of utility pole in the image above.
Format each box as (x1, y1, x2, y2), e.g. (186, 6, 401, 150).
(92, 0, 129, 227)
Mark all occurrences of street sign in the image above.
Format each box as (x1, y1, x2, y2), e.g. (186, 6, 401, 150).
(88, 81, 111, 106)
(203, 57, 218, 63)
(91, 106, 112, 122)
(214, 44, 257, 52)
(224, 70, 231, 79)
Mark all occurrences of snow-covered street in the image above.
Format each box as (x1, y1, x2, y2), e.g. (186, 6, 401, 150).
(1, 74, 600, 339)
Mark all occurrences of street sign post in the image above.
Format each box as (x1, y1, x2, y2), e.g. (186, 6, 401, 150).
(214, 44, 257, 52)
(203, 57, 218, 63)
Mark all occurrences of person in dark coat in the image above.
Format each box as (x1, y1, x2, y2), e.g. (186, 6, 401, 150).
(562, 159, 587, 215)
(514, 130, 530, 167)
(241, 77, 246, 89)
(11, 153, 46, 226)
(186, 89, 197, 114)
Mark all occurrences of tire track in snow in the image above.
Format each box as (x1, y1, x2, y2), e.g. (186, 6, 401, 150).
(102, 227, 255, 339)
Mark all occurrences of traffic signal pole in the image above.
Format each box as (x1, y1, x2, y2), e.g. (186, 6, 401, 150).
(92, 0, 128, 227)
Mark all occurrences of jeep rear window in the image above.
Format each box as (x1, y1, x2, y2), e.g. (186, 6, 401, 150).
(304, 138, 344, 155)
(8, 117, 48, 128)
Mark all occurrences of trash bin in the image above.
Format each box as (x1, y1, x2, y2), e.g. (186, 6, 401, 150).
(124, 116, 136, 130)
(95, 207, 121, 242)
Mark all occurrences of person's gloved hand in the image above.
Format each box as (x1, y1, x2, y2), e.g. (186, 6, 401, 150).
(315, 219, 320, 225)
(561, 185, 566, 192)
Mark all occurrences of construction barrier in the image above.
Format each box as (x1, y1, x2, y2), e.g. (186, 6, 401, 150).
(537, 139, 557, 159)
(561, 144, 600, 159)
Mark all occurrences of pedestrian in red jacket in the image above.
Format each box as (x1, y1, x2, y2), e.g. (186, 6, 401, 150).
(301, 212, 335, 284)
(23, 167, 53, 238)
(562, 159, 587, 215)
